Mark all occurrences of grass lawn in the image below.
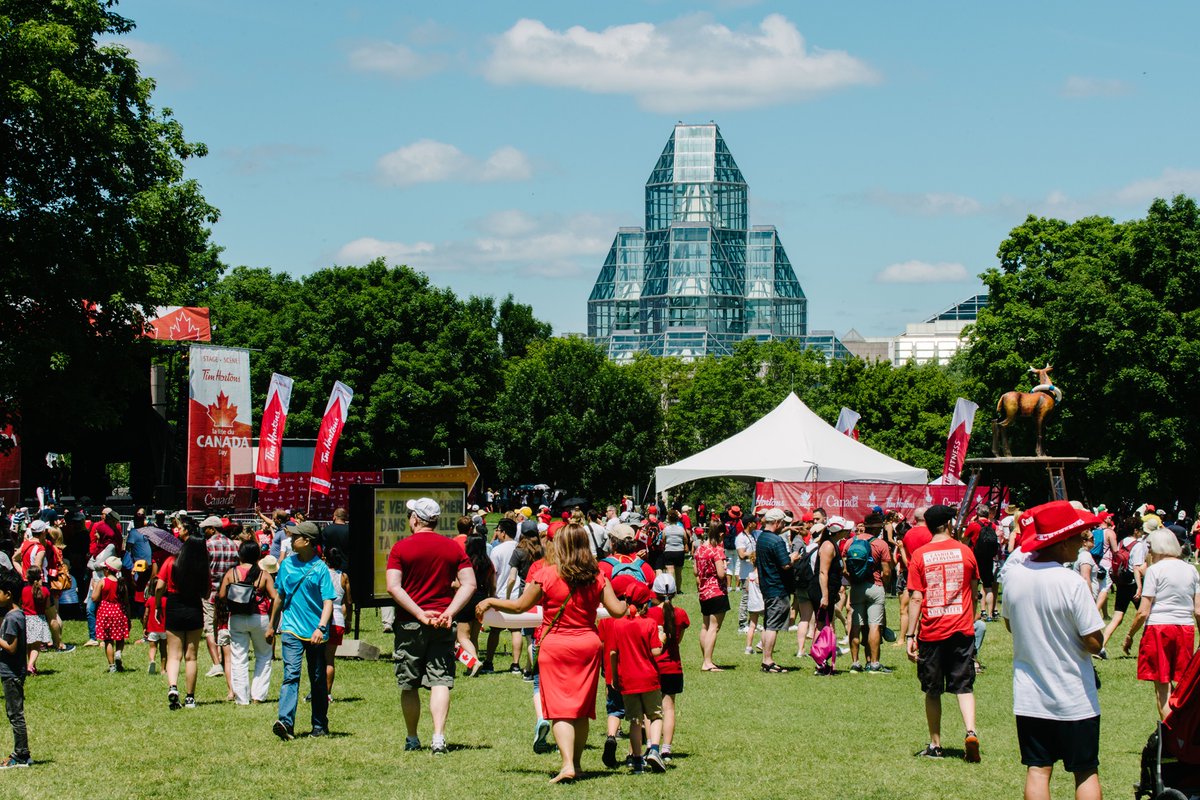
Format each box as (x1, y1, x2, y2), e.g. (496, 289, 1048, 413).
(10, 590, 1161, 800)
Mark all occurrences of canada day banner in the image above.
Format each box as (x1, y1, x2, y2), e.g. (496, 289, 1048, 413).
(754, 481, 992, 525)
(309, 381, 354, 496)
(942, 398, 979, 481)
(187, 345, 253, 510)
(254, 373, 293, 490)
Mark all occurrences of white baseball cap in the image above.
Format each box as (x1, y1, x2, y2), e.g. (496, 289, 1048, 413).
(406, 498, 441, 522)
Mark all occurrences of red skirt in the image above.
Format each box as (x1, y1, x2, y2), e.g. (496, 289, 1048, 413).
(95, 600, 130, 642)
(538, 627, 601, 720)
(1137, 624, 1196, 683)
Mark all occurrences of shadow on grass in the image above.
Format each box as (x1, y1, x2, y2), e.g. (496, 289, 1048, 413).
(501, 767, 618, 782)
(445, 743, 491, 752)
(300, 731, 352, 739)
(30, 669, 56, 676)
(331, 696, 364, 703)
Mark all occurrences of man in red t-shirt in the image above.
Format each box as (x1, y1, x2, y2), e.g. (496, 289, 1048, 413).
(905, 504, 981, 762)
(385, 497, 476, 755)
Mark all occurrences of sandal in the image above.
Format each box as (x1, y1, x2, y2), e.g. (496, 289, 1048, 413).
(760, 662, 788, 673)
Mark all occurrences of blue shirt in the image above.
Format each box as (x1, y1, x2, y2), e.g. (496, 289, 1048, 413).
(123, 528, 152, 568)
(276, 553, 336, 638)
(755, 531, 792, 599)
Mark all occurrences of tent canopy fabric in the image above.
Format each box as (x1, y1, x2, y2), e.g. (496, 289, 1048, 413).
(655, 392, 928, 492)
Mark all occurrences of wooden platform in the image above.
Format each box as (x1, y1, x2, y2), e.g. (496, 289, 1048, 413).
(964, 456, 1090, 503)
(965, 457, 1090, 466)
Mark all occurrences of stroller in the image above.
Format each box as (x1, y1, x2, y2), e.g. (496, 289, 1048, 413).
(1135, 645, 1200, 799)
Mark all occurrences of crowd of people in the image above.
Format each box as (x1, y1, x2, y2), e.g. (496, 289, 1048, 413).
(0, 494, 1195, 796)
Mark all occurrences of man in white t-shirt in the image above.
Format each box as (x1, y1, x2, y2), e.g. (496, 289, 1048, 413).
(1002, 501, 1104, 800)
(480, 519, 523, 675)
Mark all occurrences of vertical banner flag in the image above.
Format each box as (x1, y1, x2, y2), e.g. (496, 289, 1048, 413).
(309, 381, 354, 496)
(835, 407, 861, 440)
(942, 397, 979, 481)
(254, 373, 294, 490)
(187, 345, 253, 510)
(0, 426, 20, 508)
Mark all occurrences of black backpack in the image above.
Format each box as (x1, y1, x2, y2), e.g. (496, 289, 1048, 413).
(794, 540, 821, 589)
(225, 564, 261, 615)
(976, 520, 998, 548)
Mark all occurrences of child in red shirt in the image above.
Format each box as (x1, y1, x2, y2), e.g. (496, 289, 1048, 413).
(607, 582, 665, 773)
(20, 570, 50, 675)
(647, 573, 690, 762)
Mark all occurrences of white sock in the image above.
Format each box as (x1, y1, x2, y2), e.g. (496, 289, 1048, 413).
(431, 734, 446, 748)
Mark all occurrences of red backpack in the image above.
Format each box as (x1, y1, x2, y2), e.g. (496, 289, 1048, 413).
(1111, 537, 1137, 585)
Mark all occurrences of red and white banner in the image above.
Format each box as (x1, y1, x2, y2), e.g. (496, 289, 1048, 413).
(186, 345, 253, 510)
(259, 471, 382, 520)
(309, 381, 354, 496)
(835, 407, 860, 440)
(0, 426, 20, 508)
(146, 306, 211, 341)
(754, 481, 993, 525)
(941, 398, 978, 482)
(254, 373, 294, 490)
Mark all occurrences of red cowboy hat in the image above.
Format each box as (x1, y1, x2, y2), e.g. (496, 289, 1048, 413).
(1020, 501, 1098, 554)
(729, 505, 742, 518)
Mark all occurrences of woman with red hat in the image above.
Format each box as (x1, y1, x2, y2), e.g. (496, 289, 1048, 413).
(1001, 501, 1105, 800)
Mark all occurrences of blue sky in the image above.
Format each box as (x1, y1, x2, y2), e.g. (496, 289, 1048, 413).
(111, 1, 1200, 337)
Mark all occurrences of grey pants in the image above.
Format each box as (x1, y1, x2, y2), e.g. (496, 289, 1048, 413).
(738, 585, 749, 628)
(3, 676, 28, 760)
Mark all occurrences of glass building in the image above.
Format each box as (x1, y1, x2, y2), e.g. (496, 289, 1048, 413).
(589, 123, 817, 363)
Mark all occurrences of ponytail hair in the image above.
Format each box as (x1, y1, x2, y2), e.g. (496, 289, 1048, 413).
(660, 593, 677, 645)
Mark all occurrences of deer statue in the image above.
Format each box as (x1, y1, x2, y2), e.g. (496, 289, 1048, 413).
(992, 364, 1060, 457)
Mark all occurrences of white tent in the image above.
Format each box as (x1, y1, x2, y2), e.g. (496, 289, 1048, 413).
(655, 392, 928, 492)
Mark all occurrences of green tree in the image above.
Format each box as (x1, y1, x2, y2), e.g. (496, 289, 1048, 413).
(960, 196, 1200, 508)
(1, 0, 221, 439)
(487, 337, 660, 500)
(496, 294, 551, 360)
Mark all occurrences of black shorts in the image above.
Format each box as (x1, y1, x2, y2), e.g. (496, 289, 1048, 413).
(916, 633, 975, 695)
(1016, 715, 1100, 773)
(763, 596, 791, 631)
(647, 551, 665, 571)
(662, 551, 685, 570)
(699, 594, 730, 616)
(1114, 581, 1137, 614)
(164, 597, 203, 633)
(974, 542, 998, 588)
(659, 672, 683, 696)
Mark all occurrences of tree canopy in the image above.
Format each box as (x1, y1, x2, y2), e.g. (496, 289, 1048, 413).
(959, 195, 1200, 508)
(1, 0, 221, 440)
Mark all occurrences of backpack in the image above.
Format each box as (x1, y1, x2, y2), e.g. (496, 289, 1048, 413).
(1112, 537, 1137, 586)
(976, 520, 998, 549)
(793, 541, 821, 590)
(602, 556, 649, 585)
(225, 564, 261, 615)
(588, 523, 609, 558)
(1088, 529, 1105, 561)
(722, 521, 740, 550)
(845, 535, 879, 584)
(643, 521, 664, 553)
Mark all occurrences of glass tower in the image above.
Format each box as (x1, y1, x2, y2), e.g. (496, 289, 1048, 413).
(589, 123, 813, 362)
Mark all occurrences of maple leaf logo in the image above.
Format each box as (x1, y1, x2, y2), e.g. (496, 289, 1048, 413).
(168, 310, 201, 340)
(207, 391, 238, 427)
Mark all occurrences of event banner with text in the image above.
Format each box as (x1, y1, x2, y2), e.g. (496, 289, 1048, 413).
(357, 486, 466, 606)
(754, 481, 992, 524)
(186, 345, 253, 511)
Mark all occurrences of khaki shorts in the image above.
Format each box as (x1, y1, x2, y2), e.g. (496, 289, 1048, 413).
(849, 583, 886, 628)
(393, 622, 456, 690)
(622, 689, 663, 723)
(201, 599, 231, 647)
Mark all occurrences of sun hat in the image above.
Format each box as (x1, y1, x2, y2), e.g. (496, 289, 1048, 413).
(103, 555, 123, 572)
(1020, 501, 1098, 554)
(825, 516, 851, 534)
(652, 573, 677, 596)
(199, 515, 223, 529)
(1142, 515, 1164, 535)
(729, 505, 742, 518)
(257, 555, 279, 574)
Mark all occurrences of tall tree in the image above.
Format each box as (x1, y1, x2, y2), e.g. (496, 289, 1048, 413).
(960, 196, 1200, 509)
(1, 0, 221, 440)
(496, 294, 552, 360)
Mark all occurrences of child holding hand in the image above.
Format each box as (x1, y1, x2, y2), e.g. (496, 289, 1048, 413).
(608, 581, 665, 773)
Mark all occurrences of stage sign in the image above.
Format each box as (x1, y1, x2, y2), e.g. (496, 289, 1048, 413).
(754, 481, 994, 524)
(186, 345, 253, 511)
(349, 484, 466, 607)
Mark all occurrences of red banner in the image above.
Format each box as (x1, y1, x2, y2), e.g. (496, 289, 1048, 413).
(0, 427, 19, 508)
(258, 471, 381, 519)
(147, 306, 211, 341)
(309, 381, 354, 496)
(754, 481, 993, 524)
(187, 345, 254, 511)
(254, 373, 293, 490)
(942, 398, 978, 482)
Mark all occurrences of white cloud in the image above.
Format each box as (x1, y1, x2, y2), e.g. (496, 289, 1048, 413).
(346, 40, 443, 79)
(1061, 75, 1133, 98)
(864, 189, 982, 216)
(335, 211, 617, 278)
(107, 37, 174, 67)
(876, 261, 969, 283)
(375, 140, 533, 186)
(1112, 168, 1200, 205)
(220, 143, 322, 175)
(484, 14, 878, 112)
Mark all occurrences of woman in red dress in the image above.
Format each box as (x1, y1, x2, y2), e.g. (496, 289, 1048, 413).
(479, 523, 627, 783)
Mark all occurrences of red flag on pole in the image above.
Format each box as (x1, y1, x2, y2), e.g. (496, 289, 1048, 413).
(835, 407, 861, 441)
(309, 381, 353, 496)
(254, 373, 294, 491)
(942, 398, 979, 481)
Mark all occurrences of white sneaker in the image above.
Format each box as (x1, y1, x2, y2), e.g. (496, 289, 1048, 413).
(744, 647, 754, 655)
(205, 665, 224, 678)
(788, 625, 798, 632)
(838, 636, 849, 645)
